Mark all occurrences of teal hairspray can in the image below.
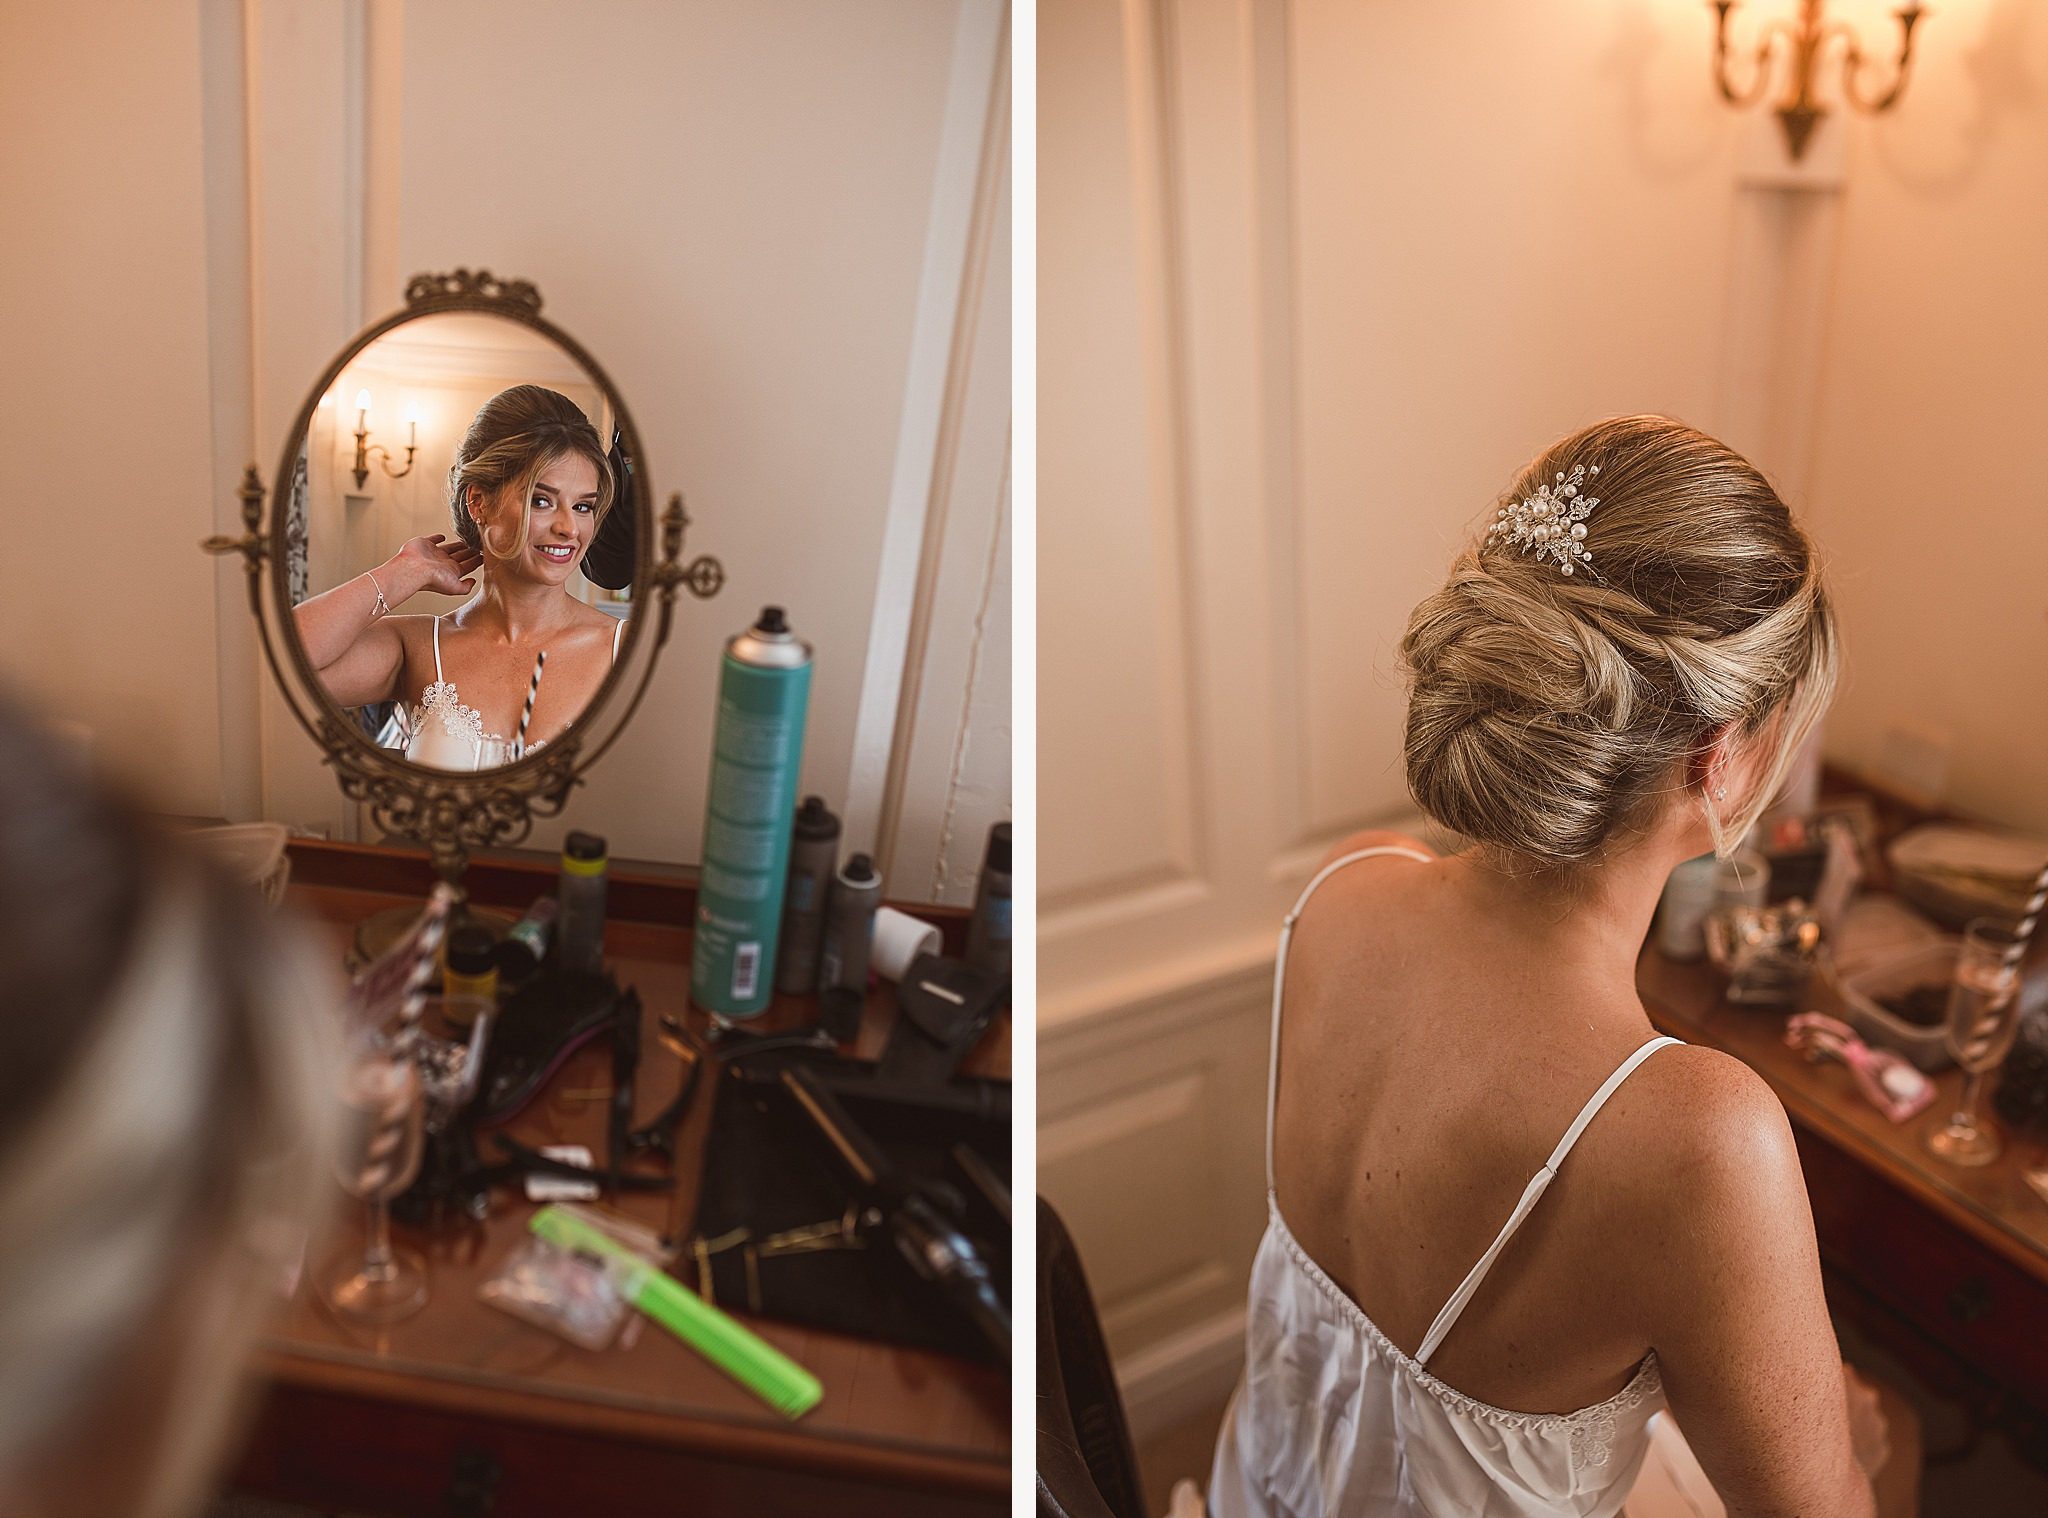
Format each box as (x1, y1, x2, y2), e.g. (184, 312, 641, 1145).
(690, 607, 814, 1019)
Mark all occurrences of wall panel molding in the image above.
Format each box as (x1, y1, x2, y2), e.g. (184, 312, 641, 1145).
(360, 0, 403, 312)
(846, 0, 1013, 874)
(876, 3, 1016, 903)
(1042, 0, 1309, 988)
(1118, 1307, 1247, 1442)
(1039, 867, 1210, 943)
(199, 0, 263, 822)
(247, 0, 362, 839)
(1041, 946, 1266, 1066)
(1263, 0, 1315, 853)
(1126, 0, 1214, 900)
(1039, 964, 1271, 1368)
(1037, 0, 1208, 917)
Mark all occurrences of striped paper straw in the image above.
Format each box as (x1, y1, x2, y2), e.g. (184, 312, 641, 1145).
(514, 649, 547, 759)
(399, 885, 456, 1032)
(2000, 854, 2048, 974)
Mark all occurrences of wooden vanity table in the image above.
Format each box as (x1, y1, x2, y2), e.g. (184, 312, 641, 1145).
(1634, 770, 2048, 1469)
(1638, 946, 2048, 1405)
(226, 840, 1010, 1517)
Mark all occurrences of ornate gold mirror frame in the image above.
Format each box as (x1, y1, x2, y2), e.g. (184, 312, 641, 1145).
(204, 270, 725, 883)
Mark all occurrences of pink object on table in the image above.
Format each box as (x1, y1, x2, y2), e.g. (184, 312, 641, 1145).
(1785, 1012, 1938, 1124)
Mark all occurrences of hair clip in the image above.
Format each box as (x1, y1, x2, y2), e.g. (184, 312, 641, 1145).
(1486, 463, 1605, 581)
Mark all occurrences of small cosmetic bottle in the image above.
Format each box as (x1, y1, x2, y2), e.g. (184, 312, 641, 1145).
(819, 853, 882, 996)
(558, 831, 610, 974)
(497, 895, 559, 981)
(443, 926, 501, 1029)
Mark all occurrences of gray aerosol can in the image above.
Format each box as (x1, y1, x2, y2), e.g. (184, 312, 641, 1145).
(818, 853, 882, 996)
(775, 795, 841, 995)
(966, 821, 1012, 977)
(690, 608, 814, 1019)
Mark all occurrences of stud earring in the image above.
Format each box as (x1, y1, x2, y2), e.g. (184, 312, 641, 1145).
(1715, 786, 1727, 800)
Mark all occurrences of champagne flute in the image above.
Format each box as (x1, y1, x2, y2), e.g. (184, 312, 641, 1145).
(1925, 918, 2025, 1167)
(321, 1040, 429, 1323)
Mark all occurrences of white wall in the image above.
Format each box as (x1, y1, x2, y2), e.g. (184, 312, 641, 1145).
(1040, 0, 2048, 1430)
(1802, 0, 2048, 819)
(0, 2, 226, 816)
(0, 0, 1011, 904)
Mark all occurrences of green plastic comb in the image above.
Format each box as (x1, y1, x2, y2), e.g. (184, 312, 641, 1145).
(530, 1204, 823, 1419)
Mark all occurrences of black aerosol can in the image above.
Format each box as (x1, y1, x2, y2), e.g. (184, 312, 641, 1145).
(966, 821, 1012, 977)
(775, 795, 841, 995)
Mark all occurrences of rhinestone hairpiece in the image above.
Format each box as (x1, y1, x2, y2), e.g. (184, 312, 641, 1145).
(1486, 463, 1605, 581)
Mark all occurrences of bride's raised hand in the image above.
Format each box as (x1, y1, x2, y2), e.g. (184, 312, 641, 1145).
(390, 534, 483, 600)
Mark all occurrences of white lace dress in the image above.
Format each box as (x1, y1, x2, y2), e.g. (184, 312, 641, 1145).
(1207, 845, 1682, 1518)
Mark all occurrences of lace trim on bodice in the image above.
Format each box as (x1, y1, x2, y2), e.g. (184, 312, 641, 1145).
(412, 679, 547, 753)
(1264, 1197, 1663, 1470)
(404, 612, 623, 753)
(417, 680, 493, 744)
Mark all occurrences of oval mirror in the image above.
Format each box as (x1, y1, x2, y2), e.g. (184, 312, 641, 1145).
(288, 306, 638, 772)
(208, 271, 723, 880)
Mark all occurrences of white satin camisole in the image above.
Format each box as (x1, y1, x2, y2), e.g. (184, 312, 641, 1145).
(399, 613, 624, 771)
(1207, 844, 1684, 1518)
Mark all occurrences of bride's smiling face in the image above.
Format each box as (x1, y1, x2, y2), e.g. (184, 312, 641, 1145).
(473, 452, 603, 586)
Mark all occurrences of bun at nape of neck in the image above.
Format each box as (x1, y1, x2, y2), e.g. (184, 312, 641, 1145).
(1397, 415, 1841, 896)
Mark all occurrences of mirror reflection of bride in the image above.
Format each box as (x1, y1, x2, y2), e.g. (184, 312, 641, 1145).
(294, 386, 625, 770)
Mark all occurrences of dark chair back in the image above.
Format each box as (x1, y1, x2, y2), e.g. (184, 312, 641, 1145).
(1036, 1196, 1147, 1518)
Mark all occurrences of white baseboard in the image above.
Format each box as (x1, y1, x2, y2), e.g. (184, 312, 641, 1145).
(1117, 1307, 1246, 1442)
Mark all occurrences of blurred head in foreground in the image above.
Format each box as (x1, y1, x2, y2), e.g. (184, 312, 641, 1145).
(0, 692, 339, 1518)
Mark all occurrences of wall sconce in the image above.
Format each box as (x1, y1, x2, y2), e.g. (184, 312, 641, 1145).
(351, 388, 417, 489)
(1710, 2, 1927, 162)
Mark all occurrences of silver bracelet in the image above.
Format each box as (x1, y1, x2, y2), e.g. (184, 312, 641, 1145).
(365, 569, 392, 618)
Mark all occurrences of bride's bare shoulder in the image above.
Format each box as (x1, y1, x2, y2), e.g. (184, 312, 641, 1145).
(565, 602, 625, 649)
(376, 613, 436, 651)
(1313, 827, 1439, 874)
(1593, 1041, 1783, 1152)
(1590, 1042, 1803, 1230)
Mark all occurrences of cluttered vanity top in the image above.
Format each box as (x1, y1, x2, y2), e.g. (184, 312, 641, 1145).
(257, 841, 1010, 1491)
(1638, 765, 2048, 1286)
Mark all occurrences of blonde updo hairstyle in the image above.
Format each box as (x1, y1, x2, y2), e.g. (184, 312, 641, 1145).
(448, 384, 616, 563)
(1399, 416, 1839, 897)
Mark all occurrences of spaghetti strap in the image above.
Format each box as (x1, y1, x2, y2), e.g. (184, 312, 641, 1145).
(1412, 1034, 1683, 1366)
(432, 615, 445, 683)
(1264, 845, 1435, 1192)
(612, 616, 624, 663)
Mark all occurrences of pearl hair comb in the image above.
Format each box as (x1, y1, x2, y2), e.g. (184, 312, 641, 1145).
(1486, 463, 1606, 582)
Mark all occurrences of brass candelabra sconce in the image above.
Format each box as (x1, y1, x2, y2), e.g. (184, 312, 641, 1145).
(1711, 1, 1927, 162)
(351, 388, 417, 489)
